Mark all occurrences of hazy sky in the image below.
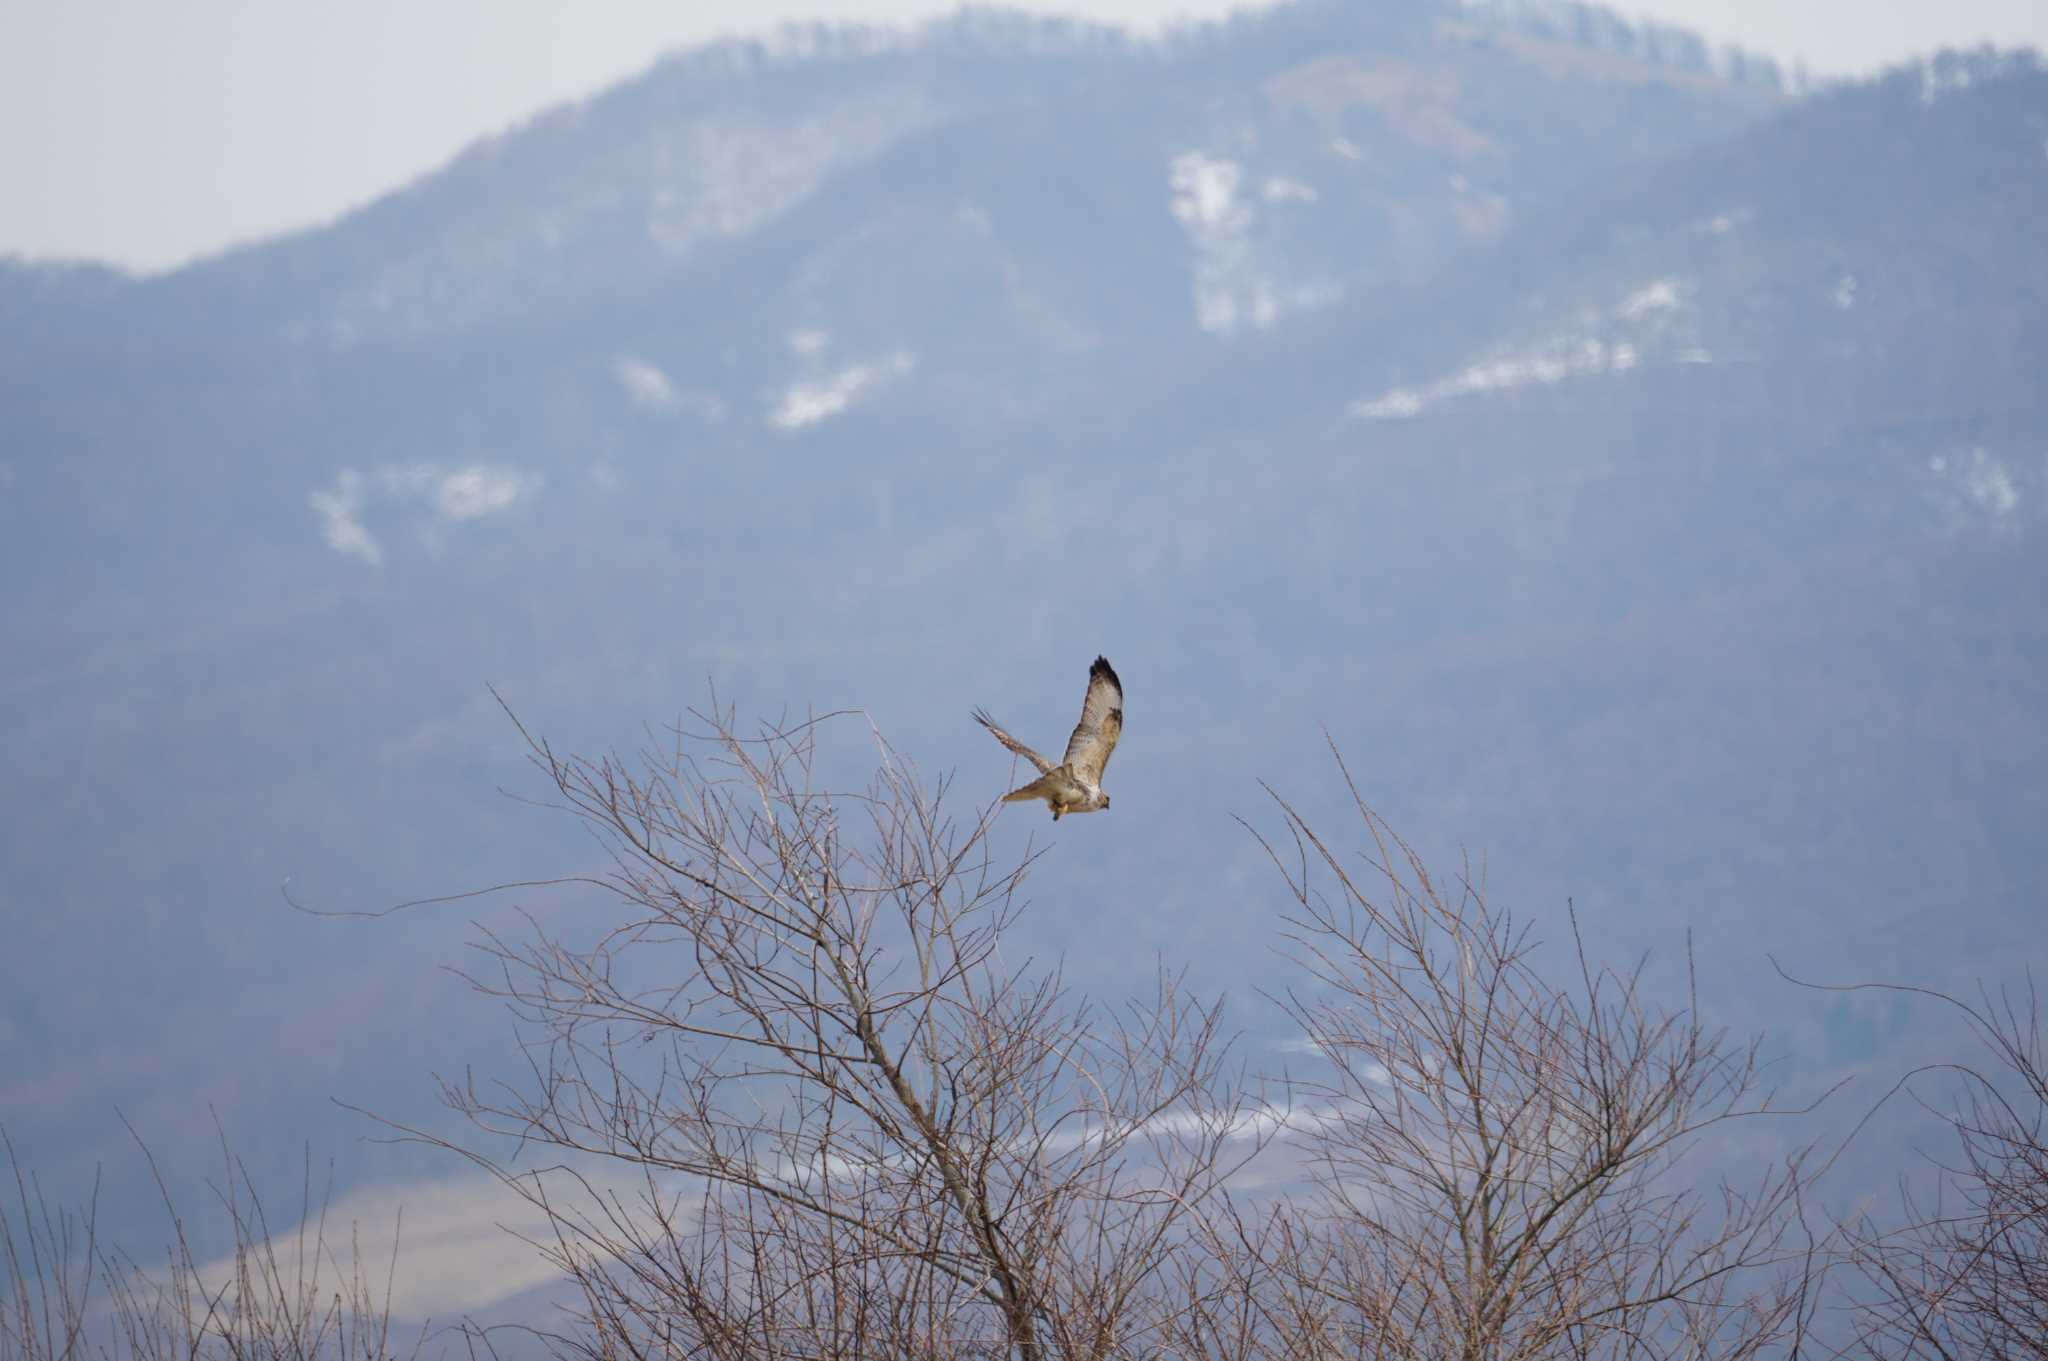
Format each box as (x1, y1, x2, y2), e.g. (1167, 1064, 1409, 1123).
(4, 0, 2043, 273)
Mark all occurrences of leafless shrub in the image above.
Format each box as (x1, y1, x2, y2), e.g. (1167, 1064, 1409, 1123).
(421, 704, 1265, 1361)
(1809, 974, 2048, 1359)
(1180, 752, 1829, 1360)
(2, 1123, 414, 1361)
(3, 1127, 97, 1361)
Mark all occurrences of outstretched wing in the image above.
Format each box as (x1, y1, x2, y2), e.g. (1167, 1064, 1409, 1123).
(1062, 655, 1123, 785)
(973, 708, 1054, 775)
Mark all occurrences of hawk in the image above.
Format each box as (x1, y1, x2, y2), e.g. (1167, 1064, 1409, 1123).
(973, 655, 1123, 820)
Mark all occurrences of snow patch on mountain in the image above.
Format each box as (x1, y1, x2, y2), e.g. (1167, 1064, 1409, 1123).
(1168, 150, 1336, 337)
(1351, 277, 1704, 418)
(615, 356, 677, 409)
(1351, 336, 1639, 418)
(309, 463, 541, 564)
(380, 464, 535, 521)
(770, 352, 915, 430)
(645, 93, 937, 259)
(614, 356, 725, 420)
(1928, 447, 2028, 530)
(1693, 207, 1751, 235)
(310, 470, 381, 565)
(1618, 277, 1685, 318)
(1261, 176, 1318, 204)
(311, 88, 938, 343)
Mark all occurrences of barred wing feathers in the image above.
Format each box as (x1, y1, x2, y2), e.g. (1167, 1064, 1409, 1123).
(972, 708, 1055, 775)
(1062, 656, 1123, 785)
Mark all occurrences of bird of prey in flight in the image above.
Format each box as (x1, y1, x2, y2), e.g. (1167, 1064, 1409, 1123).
(973, 656, 1123, 820)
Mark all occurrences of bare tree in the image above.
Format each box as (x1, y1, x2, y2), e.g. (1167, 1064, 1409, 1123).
(425, 704, 1263, 1361)
(1810, 974, 2048, 1359)
(1179, 754, 1827, 1361)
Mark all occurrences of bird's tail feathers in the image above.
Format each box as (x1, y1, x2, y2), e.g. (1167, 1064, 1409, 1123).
(1003, 775, 1055, 804)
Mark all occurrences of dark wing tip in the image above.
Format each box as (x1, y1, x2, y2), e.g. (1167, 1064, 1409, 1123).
(971, 706, 994, 728)
(1090, 655, 1121, 691)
